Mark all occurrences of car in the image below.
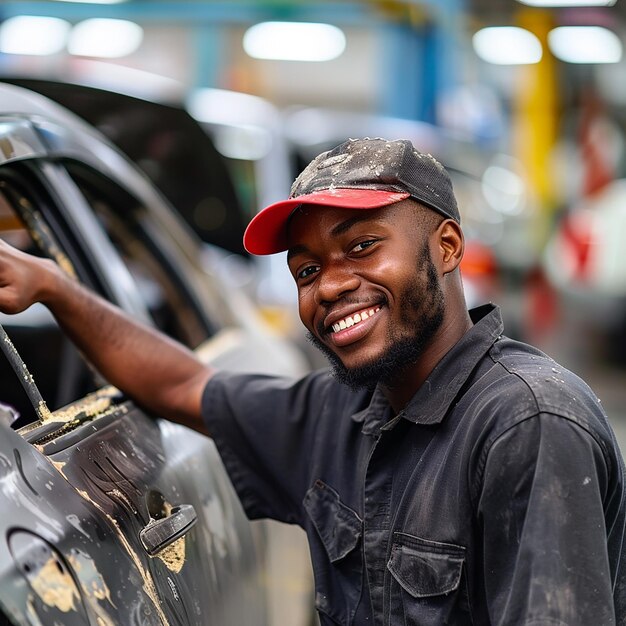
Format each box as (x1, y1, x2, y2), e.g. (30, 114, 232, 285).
(0, 81, 310, 625)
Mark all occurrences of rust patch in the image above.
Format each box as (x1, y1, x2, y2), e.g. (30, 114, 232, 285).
(21, 209, 78, 280)
(155, 537, 186, 574)
(37, 400, 52, 422)
(43, 386, 120, 425)
(30, 556, 80, 613)
(50, 459, 66, 475)
(1, 331, 50, 421)
(21, 387, 127, 446)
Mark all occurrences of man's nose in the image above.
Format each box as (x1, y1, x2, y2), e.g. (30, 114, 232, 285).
(315, 263, 360, 304)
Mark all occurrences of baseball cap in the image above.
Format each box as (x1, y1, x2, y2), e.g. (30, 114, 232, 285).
(243, 137, 460, 255)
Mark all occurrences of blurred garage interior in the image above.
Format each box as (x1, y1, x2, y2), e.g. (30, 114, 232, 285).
(1, 0, 626, 624)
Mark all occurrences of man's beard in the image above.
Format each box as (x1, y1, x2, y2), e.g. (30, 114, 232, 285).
(306, 245, 445, 392)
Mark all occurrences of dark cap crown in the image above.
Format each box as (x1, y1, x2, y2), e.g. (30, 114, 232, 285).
(290, 137, 460, 223)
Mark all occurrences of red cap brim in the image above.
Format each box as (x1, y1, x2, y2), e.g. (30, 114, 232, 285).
(243, 188, 410, 255)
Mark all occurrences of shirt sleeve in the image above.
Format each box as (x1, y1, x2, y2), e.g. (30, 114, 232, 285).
(477, 413, 616, 626)
(201, 369, 333, 526)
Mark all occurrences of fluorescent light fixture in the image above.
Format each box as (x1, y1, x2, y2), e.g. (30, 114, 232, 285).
(0, 16, 70, 56)
(473, 27, 543, 65)
(187, 88, 278, 159)
(212, 125, 273, 161)
(517, 0, 615, 6)
(482, 164, 525, 215)
(548, 26, 622, 63)
(68, 19, 143, 58)
(243, 21, 346, 62)
(187, 88, 279, 127)
(52, 0, 128, 3)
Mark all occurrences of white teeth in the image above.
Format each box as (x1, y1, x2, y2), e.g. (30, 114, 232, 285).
(331, 307, 380, 333)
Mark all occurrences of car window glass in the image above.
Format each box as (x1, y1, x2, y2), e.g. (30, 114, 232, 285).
(64, 163, 211, 349)
(0, 188, 33, 252)
(0, 182, 98, 427)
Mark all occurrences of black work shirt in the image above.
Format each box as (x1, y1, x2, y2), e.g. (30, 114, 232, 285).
(202, 304, 626, 625)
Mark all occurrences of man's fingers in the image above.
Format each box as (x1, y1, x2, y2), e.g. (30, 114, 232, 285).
(0, 243, 38, 314)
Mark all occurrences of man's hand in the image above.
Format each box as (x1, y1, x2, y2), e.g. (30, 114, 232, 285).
(0, 240, 59, 315)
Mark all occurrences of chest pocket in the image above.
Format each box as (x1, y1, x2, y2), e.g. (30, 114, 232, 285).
(386, 533, 472, 626)
(303, 480, 362, 625)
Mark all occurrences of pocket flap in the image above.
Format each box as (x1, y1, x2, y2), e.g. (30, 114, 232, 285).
(387, 533, 465, 598)
(303, 480, 361, 563)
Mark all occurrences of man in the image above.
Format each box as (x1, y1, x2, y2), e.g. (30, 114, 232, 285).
(0, 138, 624, 625)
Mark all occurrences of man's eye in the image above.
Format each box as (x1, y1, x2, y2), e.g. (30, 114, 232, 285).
(297, 265, 319, 280)
(352, 240, 376, 253)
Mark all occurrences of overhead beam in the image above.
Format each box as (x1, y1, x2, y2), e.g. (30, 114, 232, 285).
(1, 1, 464, 26)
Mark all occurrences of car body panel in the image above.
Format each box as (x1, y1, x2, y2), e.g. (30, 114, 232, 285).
(1, 386, 264, 625)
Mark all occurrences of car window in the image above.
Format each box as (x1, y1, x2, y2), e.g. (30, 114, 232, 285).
(0, 177, 98, 426)
(64, 161, 213, 349)
(0, 153, 221, 428)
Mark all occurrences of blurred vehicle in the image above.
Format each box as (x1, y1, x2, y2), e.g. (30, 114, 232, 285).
(543, 179, 626, 366)
(0, 81, 309, 625)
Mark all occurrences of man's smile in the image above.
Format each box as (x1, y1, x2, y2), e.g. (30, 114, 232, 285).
(321, 305, 384, 348)
(329, 306, 382, 333)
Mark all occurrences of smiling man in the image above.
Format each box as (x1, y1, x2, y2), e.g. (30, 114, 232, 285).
(0, 138, 625, 625)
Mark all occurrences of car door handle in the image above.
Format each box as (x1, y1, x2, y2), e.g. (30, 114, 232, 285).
(140, 504, 197, 556)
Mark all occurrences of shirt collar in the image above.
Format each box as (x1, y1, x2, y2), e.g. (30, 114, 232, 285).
(351, 303, 504, 432)
(351, 386, 392, 435)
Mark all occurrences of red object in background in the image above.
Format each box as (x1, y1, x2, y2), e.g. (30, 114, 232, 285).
(524, 265, 560, 343)
(461, 240, 498, 280)
(579, 93, 614, 197)
(460, 240, 499, 308)
(559, 211, 595, 283)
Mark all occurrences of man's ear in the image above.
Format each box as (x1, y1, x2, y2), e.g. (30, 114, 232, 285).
(436, 219, 464, 274)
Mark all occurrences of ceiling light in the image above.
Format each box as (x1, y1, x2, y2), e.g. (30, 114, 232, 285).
(473, 27, 543, 65)
(0, 16, 70, 56)
(517, 0, 616, 6)
(52, 0, 128, 3)
(548, 26, 622, 63)
(243, 21, 346, 62)
(482, 163, 526, 215)
(187, 88, 278, 127)
(68, 19, 143, 58)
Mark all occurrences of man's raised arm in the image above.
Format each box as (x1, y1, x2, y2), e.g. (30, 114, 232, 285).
(0, 240, 213, 434)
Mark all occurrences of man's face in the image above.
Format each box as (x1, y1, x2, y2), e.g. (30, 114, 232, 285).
(286, 201, 445, 390)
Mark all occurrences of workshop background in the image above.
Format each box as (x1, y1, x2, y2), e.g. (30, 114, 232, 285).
(1, 1, 625, 623)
